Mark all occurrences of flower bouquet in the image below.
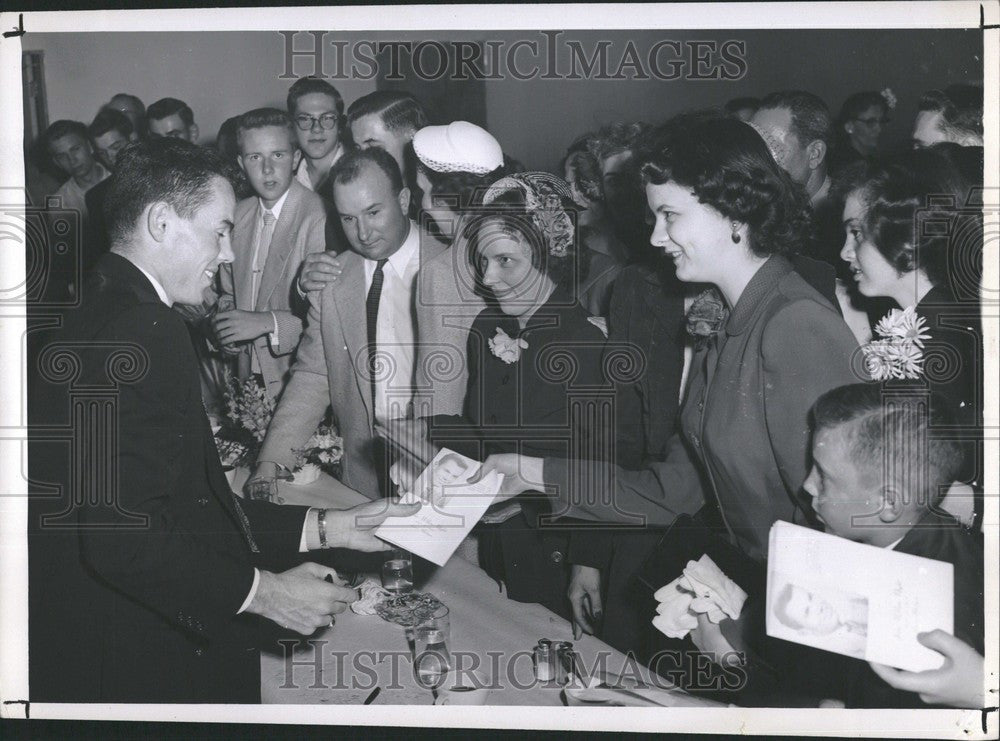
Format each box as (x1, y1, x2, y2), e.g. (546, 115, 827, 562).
(861, 306, 930, 381)
(291, 424, 344, 485)
(213, 375, 275, 469)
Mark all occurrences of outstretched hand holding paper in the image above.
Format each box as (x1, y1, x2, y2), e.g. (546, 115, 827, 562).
(375, 449, 505, 566)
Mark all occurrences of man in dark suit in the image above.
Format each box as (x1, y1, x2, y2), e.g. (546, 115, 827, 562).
(28, 138, 418, 703)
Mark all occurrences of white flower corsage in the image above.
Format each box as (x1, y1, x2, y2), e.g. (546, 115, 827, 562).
(862, 307, 929, 380)
(488, 327, 528, 364)
(880, 87, 897, 110)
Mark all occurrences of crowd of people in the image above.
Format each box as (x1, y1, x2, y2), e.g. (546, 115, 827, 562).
(28, 77, 985, 708)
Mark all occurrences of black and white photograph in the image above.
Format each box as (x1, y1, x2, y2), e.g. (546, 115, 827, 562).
(0, 2, 996, 736)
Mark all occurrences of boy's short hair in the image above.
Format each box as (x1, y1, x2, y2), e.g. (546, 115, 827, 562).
(347, 90, 428, 133)
(331, 147, 404, 196)
(810, 383, 964, 509)
(147, 97, 195, 127)
(88, 108, 134, 140)
(286, 76, 344, 117)
(44, 120, 89, 150)
(235, 107, 296, 151)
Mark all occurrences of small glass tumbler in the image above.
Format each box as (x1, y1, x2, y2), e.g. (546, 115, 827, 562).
(381, 549, 414, 594)
(413, 605, 451, 687)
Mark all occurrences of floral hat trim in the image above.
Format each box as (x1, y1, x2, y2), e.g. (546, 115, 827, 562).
(482, 171, 576, 258)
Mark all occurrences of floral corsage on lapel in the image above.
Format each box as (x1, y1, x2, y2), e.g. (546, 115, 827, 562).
(489, 327, 528, 364)
(686, 287, 728, 347)
(862, 306, 930, 380)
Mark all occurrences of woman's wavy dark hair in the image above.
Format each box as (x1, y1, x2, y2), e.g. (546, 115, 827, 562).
(463, 187, 588, 297)
(639, 115, 813, 258)
(853, 147, 975, 288)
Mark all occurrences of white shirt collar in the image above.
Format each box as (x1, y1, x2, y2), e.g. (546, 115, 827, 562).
(259, 188, 291, 220)
(128, 258, 172, 305)
(364, 220, 419, 277)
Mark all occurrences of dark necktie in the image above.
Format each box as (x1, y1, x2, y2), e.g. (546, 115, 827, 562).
(366, 259, 388, 409)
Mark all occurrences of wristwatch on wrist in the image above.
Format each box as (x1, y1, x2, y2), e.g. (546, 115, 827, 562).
(317, 508, 329, 549)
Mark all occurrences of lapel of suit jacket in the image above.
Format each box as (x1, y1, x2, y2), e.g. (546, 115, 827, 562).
(256, 183, 302, 310)
(233, 199, 258, 309)
(331, 252, 374, 426)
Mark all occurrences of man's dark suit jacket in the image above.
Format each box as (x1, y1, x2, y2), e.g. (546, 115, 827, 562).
(83, 177, 112, 274)
(28, 253, 310, 703)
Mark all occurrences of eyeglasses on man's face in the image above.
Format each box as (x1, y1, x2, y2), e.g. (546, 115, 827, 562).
(854, 116, 890, 127)
(294, 113, 339, 131)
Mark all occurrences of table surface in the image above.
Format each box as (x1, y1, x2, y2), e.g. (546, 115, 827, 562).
(253, 471, 710, 706)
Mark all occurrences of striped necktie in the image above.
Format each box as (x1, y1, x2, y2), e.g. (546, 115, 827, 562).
(250, 209, 276, 307)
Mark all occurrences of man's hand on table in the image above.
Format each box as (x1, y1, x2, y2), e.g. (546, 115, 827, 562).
(568, 565, 603, 640)
(246, 562, 356, 634)
(471, 453, 545, 504)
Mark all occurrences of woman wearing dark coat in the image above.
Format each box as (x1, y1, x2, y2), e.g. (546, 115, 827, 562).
(839, 147, 983, 517)
(421, 172, 609, 618)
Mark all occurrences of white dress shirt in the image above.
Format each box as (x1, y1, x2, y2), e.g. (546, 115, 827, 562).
(294, 143, 345, 191)
(249, 190, 289, 372)
(363, 220, 421, 424)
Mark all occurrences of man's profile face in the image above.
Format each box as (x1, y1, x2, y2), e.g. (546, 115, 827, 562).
(238, 125, 301, 208)
(292, 92, 341, 161)
(750, 106, 812, 185)
(49, 133, 96, 180)
(333, 163, 410, 261)
(93, 129, 132, 170)
(158, 176, 236, 306)
(149, 113, 196, 142)
(782, 585, 841, 635)
(912, 110, 949, 148)
(351, 113, 411, 172)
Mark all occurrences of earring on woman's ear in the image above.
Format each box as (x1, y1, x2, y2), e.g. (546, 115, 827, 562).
(731, 223, 741, 244)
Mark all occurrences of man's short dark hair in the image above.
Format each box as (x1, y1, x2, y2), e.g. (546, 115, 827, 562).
(147, 97, 195, 127)
(918, 85, 983, 143)
(811, 383, 964, 508)
(347, 90, 428, 133)
(43, 120, 89, 151)
(103, 138, 233, 248)
(286, 76, 344, 117)
(759, 90, 833, 148)
(88, 108, 134, 140)
(235, 107, 296, 151)
(330, 147, 404, 196)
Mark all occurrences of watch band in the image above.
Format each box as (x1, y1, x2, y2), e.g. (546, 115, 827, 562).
(317, 508, 329, 549)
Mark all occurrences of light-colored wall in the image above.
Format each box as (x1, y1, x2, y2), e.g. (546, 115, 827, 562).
(28, 29, 981, 174)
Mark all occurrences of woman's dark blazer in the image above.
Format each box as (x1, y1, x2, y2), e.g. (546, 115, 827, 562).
(545, 256, 862, 562)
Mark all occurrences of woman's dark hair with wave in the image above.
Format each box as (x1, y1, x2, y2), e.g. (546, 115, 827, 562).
(639, 115, 813, 258)
(853, 147, 975, 288)
(464, 186, 588, 297)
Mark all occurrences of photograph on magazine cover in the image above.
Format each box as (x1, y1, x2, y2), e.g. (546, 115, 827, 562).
(0, 2, 996, 736)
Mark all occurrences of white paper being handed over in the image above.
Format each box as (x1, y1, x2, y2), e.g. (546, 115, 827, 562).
(375, 449, 504, 567)
(766, 521, 953, 672)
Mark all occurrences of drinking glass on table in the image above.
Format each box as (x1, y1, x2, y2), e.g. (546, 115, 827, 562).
(381, 549, 414, 594)
(414, 605, 451, 687)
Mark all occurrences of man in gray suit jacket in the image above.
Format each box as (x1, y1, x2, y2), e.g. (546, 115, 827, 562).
(214, 109, 327, 401)
(250, 147, 446, 501)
